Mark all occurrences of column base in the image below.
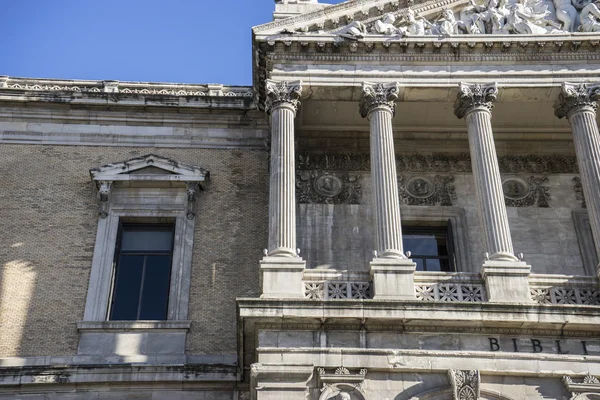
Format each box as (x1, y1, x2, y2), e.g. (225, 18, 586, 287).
(260, 256, 306, 299)
(370, 258, 417, 300)
(481, 260, 533, 303)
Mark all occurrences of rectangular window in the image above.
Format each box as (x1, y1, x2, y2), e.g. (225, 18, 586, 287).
(402, 225, 455, 272)
(109, 224, 174, 321)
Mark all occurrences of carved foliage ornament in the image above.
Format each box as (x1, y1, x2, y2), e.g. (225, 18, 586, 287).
(502, 176, 550, 207)
(398, 175, 457, 206)
(359, 82, 400, 117)
(297, 153, 579, 174)
(265, 80, 303, 114)
(297, 171, 362, 204)
(554, 82, 600, 119)
(454, 82, 498, 118)
(448, 369, 480, 400)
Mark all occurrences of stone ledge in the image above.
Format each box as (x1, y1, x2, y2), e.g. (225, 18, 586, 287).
(77, 320, 192, 331)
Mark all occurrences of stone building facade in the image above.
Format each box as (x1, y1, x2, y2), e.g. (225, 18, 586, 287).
(2, 0, 600, 398)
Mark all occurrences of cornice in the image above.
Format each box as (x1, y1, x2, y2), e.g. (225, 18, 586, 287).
(0, 76, 256, 110)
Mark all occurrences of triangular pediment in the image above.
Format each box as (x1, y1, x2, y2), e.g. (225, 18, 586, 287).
(90, 154, 209, 186)
(255, 0, 600, 38)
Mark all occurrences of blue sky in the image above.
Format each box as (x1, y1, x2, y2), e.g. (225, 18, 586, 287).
(1, 1, 344, 86)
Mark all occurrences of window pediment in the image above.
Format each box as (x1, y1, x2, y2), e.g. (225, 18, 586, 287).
(90, 154, 209, 188)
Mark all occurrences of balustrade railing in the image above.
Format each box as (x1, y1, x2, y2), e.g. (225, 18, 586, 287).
(303, 270, 372, 300)
(529, 274, 600, 305)
(414, 272, 487, 302)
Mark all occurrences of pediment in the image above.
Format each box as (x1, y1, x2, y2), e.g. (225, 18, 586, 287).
(90, 154, 209, 187)
(254, 0, 600, 39)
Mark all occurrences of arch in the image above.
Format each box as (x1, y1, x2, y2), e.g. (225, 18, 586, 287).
(403, 386, 519, 400)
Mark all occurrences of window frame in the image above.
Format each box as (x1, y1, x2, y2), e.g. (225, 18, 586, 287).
(402, 225, 455, 272)
(108, 222, 176, 321)
(400, 206, 471, 273)
(84, 155, 208, 322)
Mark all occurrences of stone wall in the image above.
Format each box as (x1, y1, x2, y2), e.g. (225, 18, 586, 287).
(298, 170, 589, 275)
(0, 144, 267, 357)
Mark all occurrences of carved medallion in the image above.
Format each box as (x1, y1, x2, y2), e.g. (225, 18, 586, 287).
(406, 177, 435, 198)
(502, 178, 529, 200)
(314, 174, 344, 198)
(297, 171, 361, 204)
(399, 175, 457, 206)
(502, 176, 550, 207)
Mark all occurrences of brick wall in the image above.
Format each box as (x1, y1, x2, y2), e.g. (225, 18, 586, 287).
(0, 144, 267, 357)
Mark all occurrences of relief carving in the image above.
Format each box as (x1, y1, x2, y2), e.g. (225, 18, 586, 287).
(448, 369, 480, 400)
(296, 171, 362, 204)
(573, 177, 587, 207)
(297, 153, 578, 174)
(398, 175, 457, 206)
(97, 180, 112, 218)
(502, 176, 550, 207)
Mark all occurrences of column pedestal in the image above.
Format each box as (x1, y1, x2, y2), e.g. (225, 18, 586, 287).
(260, 257, 306, 299)
(370, 258, 417, 300)
(481, 260, 532, 303)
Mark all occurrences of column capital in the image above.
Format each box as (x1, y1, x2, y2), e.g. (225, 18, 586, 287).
(265, 80, 303, 114)
(554, 82, 600, 119)
(359, 82, 400, 118)
(454, 82, 498, 119)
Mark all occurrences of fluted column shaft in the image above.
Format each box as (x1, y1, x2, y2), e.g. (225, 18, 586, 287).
(265, 80, 302, 258)
(360, 82, 405, 259)
(455, 83, 517, 262)
(555, 83, 600, 268)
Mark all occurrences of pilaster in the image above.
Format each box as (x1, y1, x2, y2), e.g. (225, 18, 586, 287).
(555, 82, 600, 277)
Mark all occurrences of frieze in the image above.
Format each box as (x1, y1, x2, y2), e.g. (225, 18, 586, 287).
(398, 175, 457, 206)
(297, 153, 578, 173)
(502, 176, 550, 207)
(296, 171, 362, 204)
(573, 176, 587, 207)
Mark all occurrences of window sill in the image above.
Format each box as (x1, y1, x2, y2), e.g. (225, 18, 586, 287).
(77, 320, 191, 332)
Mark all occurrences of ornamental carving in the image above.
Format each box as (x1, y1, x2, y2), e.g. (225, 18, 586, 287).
(318, 368, 367, 400)
(554, 82, 600, 118)
(326, 0, 600, 39)
(97, 181, 112, 218)
(265, 80, 303, 114)
(574, 177, 587, 207)
(297, 153, 579, 174)
(454, 82, 498, 118)
(448, 370, 480, 400)
(296, 171, 362, 204)
(502, 176, 550, 207)
(563, 374, 600, 399)
(398, 175, 457, 206)
(359, 82, 400, 117)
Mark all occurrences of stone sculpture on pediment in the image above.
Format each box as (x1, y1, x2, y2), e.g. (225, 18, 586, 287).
(326, 0, 600, 38)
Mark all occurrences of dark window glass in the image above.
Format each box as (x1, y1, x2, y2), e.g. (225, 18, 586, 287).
(402, 226, 455, 272)
(109, 224, 174, 321)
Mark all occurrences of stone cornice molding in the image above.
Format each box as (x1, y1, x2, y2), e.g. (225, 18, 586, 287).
(359, 82, 400, 117)
(0, 76, 254, 104)
(265, 79, 303, 114)
(554, 82, 600, 119)
(454, 82, 498, 118)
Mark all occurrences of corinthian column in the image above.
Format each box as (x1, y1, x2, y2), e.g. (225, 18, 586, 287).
(455, 83, 517, 262)
(260, 80, 305, 299)
(360, 82, 406, 259)
(360, 82, 416, 300)
(455, 82, 532, 303)
(555, 82, 600, 275)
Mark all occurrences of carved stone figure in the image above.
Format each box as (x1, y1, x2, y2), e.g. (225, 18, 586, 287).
(400, 9, 434, 35)
(505, 0, 563, 34)
(432, 9, 467, 35)
(579, 1, 600, 31)
(334, 21, 368, 38)
(372, 13, 402, 35)
(461, 0, 510, 33)
(554, 0, 579, 30)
